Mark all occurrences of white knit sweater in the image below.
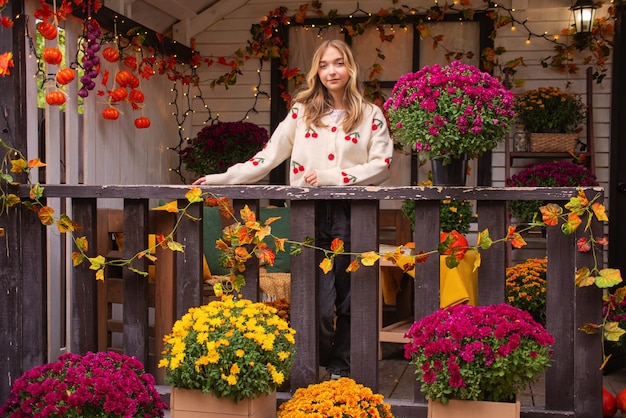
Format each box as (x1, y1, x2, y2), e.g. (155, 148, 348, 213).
(202, 102, 394, 187)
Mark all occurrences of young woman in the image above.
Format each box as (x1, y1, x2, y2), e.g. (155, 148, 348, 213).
(194, 39, 393, 378)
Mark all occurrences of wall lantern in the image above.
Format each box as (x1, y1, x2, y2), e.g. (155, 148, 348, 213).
(571, 0, 597, 34)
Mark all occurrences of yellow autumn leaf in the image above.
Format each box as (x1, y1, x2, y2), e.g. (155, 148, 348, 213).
(153, 200, 179, 213)
(564, 196, 586, 216)
(595, 268, 623, 288)
(240, 205, 256, 223)
(477, 229, 492, 250)
(319, 257, 334, 274)
(360, 251, 381, 266)
(576, 188, 589, 206)
(263, 216, 281, 226)
(57, 214, 81, 233)
(89, 255, 106, 270)
(75, 236, 88, 252)
(346, 260, 360, 273)
(30, 183, 44, 200)
(95, 268, 105, 281)
(185, 187, 204, 204)
(578, 322, 600, 335)
(591, 202, 608, 222)
(472, 252, 481, 272)
(603, 321, 626, 342)
(274, 237, 287, 253)
(71, 251, 85, 267)
(10, 158, 28, 174)
(561, 213, 582, 235)
(213, 282, 224, 298)
(6, 194, 20, 207)
(167, 240, 185, 252)
(38, 206, 55, 225)
(575, 267, 594, 287)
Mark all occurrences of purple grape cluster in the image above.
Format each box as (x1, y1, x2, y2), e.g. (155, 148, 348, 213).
(78, 18, 101, 98)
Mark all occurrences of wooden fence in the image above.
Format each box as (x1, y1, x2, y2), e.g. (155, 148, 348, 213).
(1, 184, 604, 417)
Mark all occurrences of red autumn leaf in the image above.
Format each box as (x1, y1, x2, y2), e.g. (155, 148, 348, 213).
(415, 251, 430, 264)
(330, 238, 345, 253)
(510, 232, 527, 249)
(255, 242, 275, 266)
(577, 237, 591, 252)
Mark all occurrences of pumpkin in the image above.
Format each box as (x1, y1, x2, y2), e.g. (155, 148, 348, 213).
(604, 387, 617, 417)
(134, 116, 150, 129)
(102, 47, 120, 63)
(129, 89, 144, 103)
(37, 21, 58, 40)
(115, 70, 135, 87)
(102, 107, 120, 120)
(55, 68, 75, 85)
(110, 87, 128, 101)
(616, 388, 626, 413)
(439, 230, 469, 261)
(45, 91, 66, 106)
(42, 48, 63, 66)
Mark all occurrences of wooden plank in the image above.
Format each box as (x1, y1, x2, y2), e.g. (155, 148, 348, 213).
(122, 199, 150, 365)
(20, 184, 600, 203)
(70, 198, 98, 354)
(545, 204, 576, 412)
(572, 190, 603, 417)
(350, 200, 379, 391)
(154, 210, 176, 384)
(175, 201, 203, 318)
(476, 200, 507, 305)
(411, 200, 440, 403)
(288, 201, 318, 390)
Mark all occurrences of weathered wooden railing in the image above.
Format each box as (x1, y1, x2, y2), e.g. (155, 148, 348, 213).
(3, 184, 604, 417)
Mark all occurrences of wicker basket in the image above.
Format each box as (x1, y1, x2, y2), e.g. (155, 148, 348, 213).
(529, 132, 579, 152)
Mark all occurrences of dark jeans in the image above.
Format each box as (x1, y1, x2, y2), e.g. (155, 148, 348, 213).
(316, 200, 351, 376)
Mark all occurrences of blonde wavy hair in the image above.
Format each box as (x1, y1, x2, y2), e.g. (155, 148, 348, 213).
(292, 39, 366, 133)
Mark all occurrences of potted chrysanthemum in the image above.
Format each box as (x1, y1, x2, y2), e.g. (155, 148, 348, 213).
(384, 61, 515, 184)
(180, 121, 269, 177)
(159, 295, 296, 418)
(0, 351, 166, 417)
(506, 258, 548, 325)
(277, 377, 394, 417)
(506, 160, 598, 222)
(404, 303, 554, 417)
(514, 86, 586, 152)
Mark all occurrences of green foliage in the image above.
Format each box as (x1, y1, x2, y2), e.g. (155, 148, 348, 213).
(402, 198, 475, 234)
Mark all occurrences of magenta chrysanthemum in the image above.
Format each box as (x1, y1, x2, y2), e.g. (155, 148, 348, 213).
(404, 303, 554, 404)
(384, 61, 515, 165)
